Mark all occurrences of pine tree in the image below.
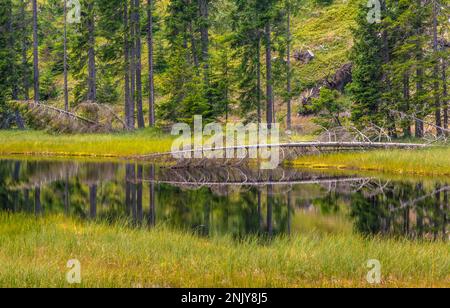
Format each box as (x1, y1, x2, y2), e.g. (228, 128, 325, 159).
(32, 0, 39, 103)
(348, 3, 384, 127)
(231, 0, 264, 122)
(147, 0, 155, 127)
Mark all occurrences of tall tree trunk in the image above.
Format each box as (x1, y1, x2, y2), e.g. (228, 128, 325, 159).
(8, 3, 25, 129)
(265, 22, 274, 128)
(63, 0, 69, 111)
(286, 3, 292, 131)
(432, 0, 442, 136)
(257, 32, 262, 125)
(415, 0, 424, 138)
(188, 22, 199, 69)
(129, 0, 136, 129)
(20, 0, 29, 100)
(198, 0, 210, 89)
(381, 0, 396, 138)
(403, 72, 411, 137)
(147, 0, 155, 127)
(32, 0, 39, 103)
(7, 3, 18, 101)
(124, 0, 132, 129)
(135, 0, 145, 128)
(443, 59, 448, 133)
(87, 0, 96, 101)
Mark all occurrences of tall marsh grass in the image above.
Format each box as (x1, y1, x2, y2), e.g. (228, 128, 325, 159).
(0, 129, 174, 158)
(293, 147, 450, 176)
(0, 213, 448, 288)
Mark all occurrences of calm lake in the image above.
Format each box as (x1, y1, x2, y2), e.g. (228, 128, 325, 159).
(0, 159, 448, 241)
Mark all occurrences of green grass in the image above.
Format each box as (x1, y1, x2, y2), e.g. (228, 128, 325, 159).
(0, 129, 174, 158)
(0, 214, 448, 288)
(293, 0, 360, 87)
(292, 147, 450, 176)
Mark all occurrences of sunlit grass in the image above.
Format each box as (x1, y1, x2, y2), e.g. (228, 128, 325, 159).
(0, 214, 448, 288)
(0, 129, 174, 158)
(292, 147, 450, 176)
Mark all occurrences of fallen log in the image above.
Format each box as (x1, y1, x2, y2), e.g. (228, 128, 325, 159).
(16, 100, 98, 125)
(142, 141, 428, 159)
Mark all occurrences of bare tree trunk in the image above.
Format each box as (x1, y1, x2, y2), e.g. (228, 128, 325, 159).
(63, 0, 69, 111)
(129, 0, 136, 129)
(432, 0, 442, 136)
(147, 0, 155, 127)
(8, 3, 25, 129)
(124, 0, 132, 129)
(415, 0, 424, 138)
(443, 59, 448, 133)
(20, 0, 29, 100)
(286, 3, 292, 131)
(265, 22, 274, 128)
(188, 22, 199, 69)
(87, 0, 96, 101)
(198, 0, 210, 88)
(257, 32, 262, 125)
(32, 0, 39, 103)
(381, 0, 397, 138)
(403, 72, 411, 137)
(134, 0, 145, 128)
(8, 13, 19, 101)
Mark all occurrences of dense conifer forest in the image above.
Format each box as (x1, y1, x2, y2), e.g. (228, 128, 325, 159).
(0, 0, 448, 137)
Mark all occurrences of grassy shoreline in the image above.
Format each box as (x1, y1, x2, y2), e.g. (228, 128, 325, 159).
(0, 129, 174, 158)
(292, 147, 450, 176)
(0, 214, 448, 288)
(1, 130, 449, 176)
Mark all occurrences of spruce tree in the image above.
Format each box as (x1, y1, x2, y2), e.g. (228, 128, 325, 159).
(348, 3, 384, 127)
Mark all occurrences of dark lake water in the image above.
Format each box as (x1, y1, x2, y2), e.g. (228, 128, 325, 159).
(0, 159, 448, 241)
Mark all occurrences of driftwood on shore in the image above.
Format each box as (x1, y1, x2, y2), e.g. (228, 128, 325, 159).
(142, 141, 428, 169)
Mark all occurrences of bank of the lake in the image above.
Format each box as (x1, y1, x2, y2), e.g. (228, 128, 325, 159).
(0, 214, 448, 288)
(292, 147, 450, 176)
(1, 130, 449, 176)
(0, 129, 174, 158)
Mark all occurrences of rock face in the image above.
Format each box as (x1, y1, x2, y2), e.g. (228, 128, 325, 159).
(299, 63, 353, 113)
(323, 63, 353, 92)
(294, 50, 315, 64)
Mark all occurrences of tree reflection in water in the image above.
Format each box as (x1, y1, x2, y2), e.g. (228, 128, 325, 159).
(0, 159, 448, 241)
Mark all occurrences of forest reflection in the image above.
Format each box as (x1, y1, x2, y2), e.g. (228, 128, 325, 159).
(0, 159, 448, 241)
